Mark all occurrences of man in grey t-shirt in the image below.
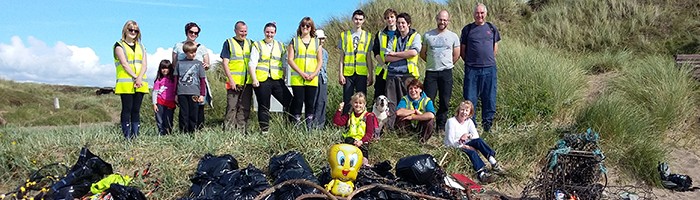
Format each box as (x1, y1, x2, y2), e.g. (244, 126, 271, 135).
(420, 10, 460, 131)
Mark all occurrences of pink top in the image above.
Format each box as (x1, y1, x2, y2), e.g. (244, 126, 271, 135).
(153, 77, 177, 108)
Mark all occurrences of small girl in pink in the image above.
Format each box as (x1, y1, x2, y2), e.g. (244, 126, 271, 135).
(152, 60, 177, 135)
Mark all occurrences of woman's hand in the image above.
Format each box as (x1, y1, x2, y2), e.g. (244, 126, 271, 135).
(134, 77, 143, 88)
(459, 134, 470, 142)
(303, 72, 315, 81)
(203, 62, 210, 70)
(153, 105, 158, 112)
(252, 79, 260, 88)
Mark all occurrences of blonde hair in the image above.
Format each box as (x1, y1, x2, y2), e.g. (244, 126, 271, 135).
(456, 100, 475, 118)
(183, 41, 198, 53)
(120, 20, 141, 42)
(350, 92, 367, 112)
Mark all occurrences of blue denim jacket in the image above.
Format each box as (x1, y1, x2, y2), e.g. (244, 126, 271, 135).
(319, 49, 329, 84)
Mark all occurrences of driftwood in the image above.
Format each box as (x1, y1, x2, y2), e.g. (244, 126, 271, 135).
(254, 179, 337, 200)
(254, 179, 455, 200)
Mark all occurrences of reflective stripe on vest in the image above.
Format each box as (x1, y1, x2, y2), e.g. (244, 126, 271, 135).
(344, 111, 367, 141)
(341, 30, 371, 76)
(403, 95, 430, 112)
(379, 32, 420, 80)
(254, 40, 284, 82)
(290, 37, 319, 86)
(113, 40, 149, 94)
(403, 95, 430, 125)
(227, 38, 252, 85)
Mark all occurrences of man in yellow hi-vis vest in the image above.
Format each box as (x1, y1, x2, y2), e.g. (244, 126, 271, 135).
(379, 13, 422, 130)
(372, 8, 398, 103)
(221, 21, 254, 131)
(338, 9, 374, 114)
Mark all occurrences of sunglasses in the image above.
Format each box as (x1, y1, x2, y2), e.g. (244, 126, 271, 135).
(300, 24, 311, 28)
(128, 28, 140, 34)
(188, 30, 199, 36)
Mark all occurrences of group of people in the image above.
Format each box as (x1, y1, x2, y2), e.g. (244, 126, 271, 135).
(113, 3, 503, 182)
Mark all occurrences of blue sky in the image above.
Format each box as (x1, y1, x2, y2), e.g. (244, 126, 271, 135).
(0, 0, 364, 87)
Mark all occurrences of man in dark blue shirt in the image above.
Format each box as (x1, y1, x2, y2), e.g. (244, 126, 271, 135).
(460, 3, 501, 133)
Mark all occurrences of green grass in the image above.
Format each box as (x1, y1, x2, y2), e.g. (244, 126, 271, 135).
(0, 80, 120, 126)
(1, 0, 699, 198)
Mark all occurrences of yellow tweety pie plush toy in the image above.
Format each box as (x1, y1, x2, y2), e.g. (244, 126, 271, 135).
(326, 143, 363, 197)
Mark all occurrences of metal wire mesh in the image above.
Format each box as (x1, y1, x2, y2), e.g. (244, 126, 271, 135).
(521, 130, 607, 200)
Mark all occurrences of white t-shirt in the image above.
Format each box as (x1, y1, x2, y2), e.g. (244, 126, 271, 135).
(444, 117, 480, 148)
(337, 29, 364, 53)
(173, 41, 209, 62)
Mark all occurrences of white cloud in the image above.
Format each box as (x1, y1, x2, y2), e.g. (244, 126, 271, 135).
(0, 36, 112, 86)
(0, 36, 210, 87)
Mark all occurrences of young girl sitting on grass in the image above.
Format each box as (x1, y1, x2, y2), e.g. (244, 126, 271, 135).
(332, 92, 378, 166)
(152, 60, 176, 135)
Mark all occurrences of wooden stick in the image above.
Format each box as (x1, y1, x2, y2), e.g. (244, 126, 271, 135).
(439, 151, 449, 166)
(254, 179, 338, 200)
(346, 184, 449, 200)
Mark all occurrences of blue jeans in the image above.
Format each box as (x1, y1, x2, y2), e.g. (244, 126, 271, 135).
(155, 104, 174, 135)
(463, 66, 497, 129)
(461, 138, 496, 171)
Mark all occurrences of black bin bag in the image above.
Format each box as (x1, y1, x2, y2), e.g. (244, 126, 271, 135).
(395, 154, 439, 185)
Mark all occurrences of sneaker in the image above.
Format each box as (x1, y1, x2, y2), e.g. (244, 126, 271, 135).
(492, 163, 505, 174)
(477, 171, 494, 183)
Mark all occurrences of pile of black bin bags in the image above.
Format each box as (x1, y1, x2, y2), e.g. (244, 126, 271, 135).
(45, 147, 146, 200)
(182, 152, 456, 200)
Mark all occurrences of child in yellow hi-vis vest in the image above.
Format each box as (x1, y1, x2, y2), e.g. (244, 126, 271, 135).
(332, 92, 378, 166)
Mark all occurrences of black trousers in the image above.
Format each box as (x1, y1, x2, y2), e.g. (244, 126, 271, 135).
(342, 74, 368, 114)
(423, 68, 453, 129)
(290, 86, 317, 120)
(178, 95, 200, 133)
(120, 93, 144, 125)
(253, 79, 293, 131)
(373, 70, 386, 102)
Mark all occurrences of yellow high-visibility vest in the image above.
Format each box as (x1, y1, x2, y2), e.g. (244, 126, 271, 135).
(253, 40, 285, 82)
(379, 32, 420, 79)
(227, 38, 252, 86)
(344, 111, 367, 141)
(113, 40, 149, 94)
(403, 95, 430, 112)
(403, 95, 431, 125)
(341, 30, 372, 76)
(290, 37, 319, 86)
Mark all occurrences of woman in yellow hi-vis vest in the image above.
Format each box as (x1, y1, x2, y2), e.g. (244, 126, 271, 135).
(113, 20, 149, 139)
(248, 22, 293, 134)
(287, 17, 324, 130)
